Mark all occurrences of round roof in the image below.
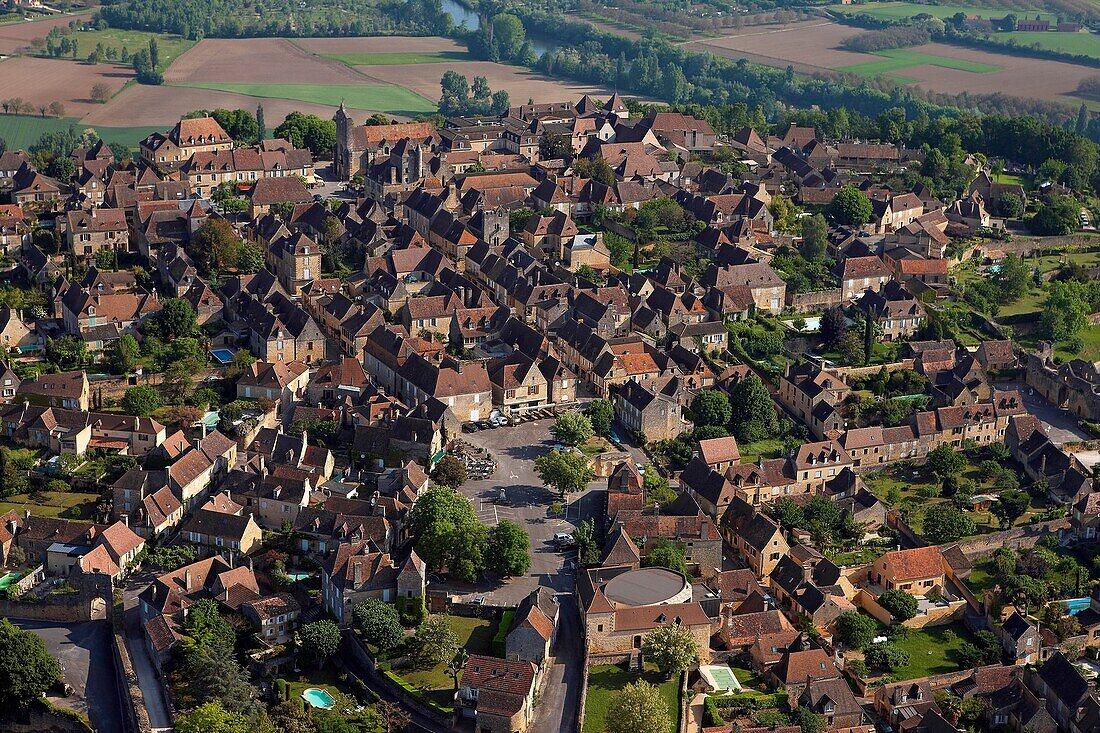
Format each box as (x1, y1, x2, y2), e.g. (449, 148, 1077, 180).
(603, 567, 689, 607)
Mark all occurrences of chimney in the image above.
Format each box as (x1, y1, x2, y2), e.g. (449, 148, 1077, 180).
(121, 513, 128, 527)
(1040, 453, 1047, 474)
(353, 561, 363, 586)
(184, 568, 192, 591)
(224, 489, 230, 502)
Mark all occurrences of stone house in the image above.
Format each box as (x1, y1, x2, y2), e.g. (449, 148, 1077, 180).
(457, 655, 539, 733)
(613, 377, 688, 442)
(504, 587, 558, 669)
(140, 116, 234, 170)
(179, 506, 263, 556)
(62, 208, 130, 261)
(242, 593, 301, 645)
(320, 541, 425, 624)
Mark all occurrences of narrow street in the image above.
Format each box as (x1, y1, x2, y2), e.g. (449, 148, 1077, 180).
(530, 594, 583, 733)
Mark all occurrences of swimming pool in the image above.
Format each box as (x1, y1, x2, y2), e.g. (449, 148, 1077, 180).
(0, 571, 20, 590)
(302, 688, 335, 709)
(1066, 597, 1090, 615)
(210, 348, 236, 365)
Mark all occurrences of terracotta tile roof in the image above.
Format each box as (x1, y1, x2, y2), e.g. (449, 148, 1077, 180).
(774, 647, 838, 684)
(699, 436, 740, 465)
(243, 592, 300, 621)
(614, 602, 711, 631)
(461, 654, 536, 697)
(880, 546, 945, 582)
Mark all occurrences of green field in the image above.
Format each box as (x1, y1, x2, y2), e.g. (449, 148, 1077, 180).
(583, 665, 680, 733)
(1000, 30, 1100, 58)
(55, 29, 195, 70)
(886, 623, 979, 678)
(839, 47, 1001, 77)
(172, 82, 437, 118)
(0, 490, 100, 520)
(323, 50, 469, 66)
(0, 114, 162, 150)
(833, 2, 1057, 22)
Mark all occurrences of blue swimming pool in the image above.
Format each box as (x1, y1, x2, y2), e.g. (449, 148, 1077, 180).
(210, 348, 235, 364)
(1066, 598, 1090, 615)
(302, 688, 335, 709)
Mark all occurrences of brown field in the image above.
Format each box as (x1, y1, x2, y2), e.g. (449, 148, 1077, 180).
(292, 35, 465, 55)
(359, 59, 613, 105)
(0, 56, 132, 116)
(164, 37, 366, 84)
(0, 10, 93, 54)
(686, 21, 866, 71)
(894, 42, 1098, 103)
(80, 83, 375, 126)
(690, 20, 1099, 107)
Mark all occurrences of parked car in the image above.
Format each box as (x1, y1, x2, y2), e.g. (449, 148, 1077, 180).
(554, 532, 576, 549)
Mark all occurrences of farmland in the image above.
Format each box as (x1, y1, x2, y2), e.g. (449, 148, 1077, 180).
(0, 9, 93, 54)
(685, 19, 1100, 109)
(172, 81, 438, 118)
(39, 28, 195, 70)
(1000, 29, 1100, 57)
(0, 56, 133, 117)
(831, 3, 1058, 22)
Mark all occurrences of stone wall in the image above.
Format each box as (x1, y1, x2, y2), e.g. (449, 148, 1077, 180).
(3, 707, 92, 733)
(785, 288, 843, 312)
(945, 518, 1070, 559)
(0, 594, 91, 622)
(111, 616, 154, 733)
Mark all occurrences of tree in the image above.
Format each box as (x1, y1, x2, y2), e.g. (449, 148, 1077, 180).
(586, 399, 614, 436)
(407, 486, 486, 582)
(997, 192, 1024, 219)
(606, 681, 672, 733)
(298, 620, 341, 667)
(865, 641, 910, 672)
(446, 647, 469, 693)
(728, 375, 779, 442)
(1029, 196, 1079, 236)
(573, 156, 616, 186)
(992, 489, 1031, 528)
(186, 643, 258, 716)
(534, 449, 594, 499)
(0, 618, 61, 710)
(182, 598, 236, 650)
(274, 112, 337, 157)
(539, 131, 571, 160)
(641, 624, 698, 678)
(643, 465, 676, 507)
(820, 306, 847, 349)
(828, 185, 873, 226)
(690, 390, 731, 427)
(46, 335, 86, 369)
(835, 611, 878, 649)
(148, 36, 160, 68)
(431, 455, 467, 488)
(90, 83, 110, 103)
(122, 384, 164, 416)
(790, 707, 826, 733)
(409, 616, 459, 670)
(375, 700, 411, 733)
(486, 520, 530, 577)
(552, 412, 594, 446)
(878, 589, 918, 622)
(189, 218, 240, 276)
(922, 502, 975, 544)
(1042, 280, 1093, 342)
(643, 539, 687, 576)
(573, 519, 599, 566)
(352, 599, 404, 652)
(256, 104, 265, 142)
(799, 213, 828, 261)
(926, 443, 966, 477)
(108, 333, 140, 374)
(176, 702, 251, 733)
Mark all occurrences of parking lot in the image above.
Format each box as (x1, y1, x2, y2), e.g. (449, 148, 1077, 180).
(438, 418, 607, 606)
(14, 619, 125, 733)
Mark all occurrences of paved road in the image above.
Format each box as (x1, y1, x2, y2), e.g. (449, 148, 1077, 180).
(119, 571, 175, 732)
(529, 593, 583, 733)
(445, 418, 605, 605)
(995, 381, 1089, 445)
(15, 619, 125, 733)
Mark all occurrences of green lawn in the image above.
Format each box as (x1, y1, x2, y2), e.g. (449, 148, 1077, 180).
(324, 50, 469, 66)
(1001, 30, 1100, 59)
(172, 82, 437, 118)
(0, 114, 163, 150)
(888, 623, 978, 679)
(839, 48, 1000, 77)
(737, 438, 790, 464)
(993, 172, 1030, 188)
(0, 491, 100, 520)
(50, 29, 195, 70)
(832, 3, 1057, 22)
(583, 664, 680, 733)
(965, 558, 997, 597)
(388, 615, 495, 710)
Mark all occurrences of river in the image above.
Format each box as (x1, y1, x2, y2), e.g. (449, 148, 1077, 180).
(439, 0, 556, 56)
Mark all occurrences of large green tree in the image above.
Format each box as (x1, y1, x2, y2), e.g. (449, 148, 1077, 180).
(407, 486, 487, 582)
(606, 681, 672, 733)
(586, 399, 614, 436)
(298, 620, 341, 667)
(0, 618, 61, 711)
(121, 384, 164, 416)
(408, 617, 459, 670)
(828, 185, 873, 226)
(552, 412, 594, 446)
(641, 624, 698, 677)
(877, 589, 918, 622)
(176, 701, 251, 733)
(799, 213, 828, 261)
(486, 520, 531, 577)
(534, 449, 594, 499)
(835, 611, 878, 649)
(352, 599, 404, 652)
(690, 390, 731, 428)
(922, 502, 975, 544)
(728, 374, 779, 442)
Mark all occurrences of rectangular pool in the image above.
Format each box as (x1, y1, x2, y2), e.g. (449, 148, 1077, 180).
(210, 348, 235, 364)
